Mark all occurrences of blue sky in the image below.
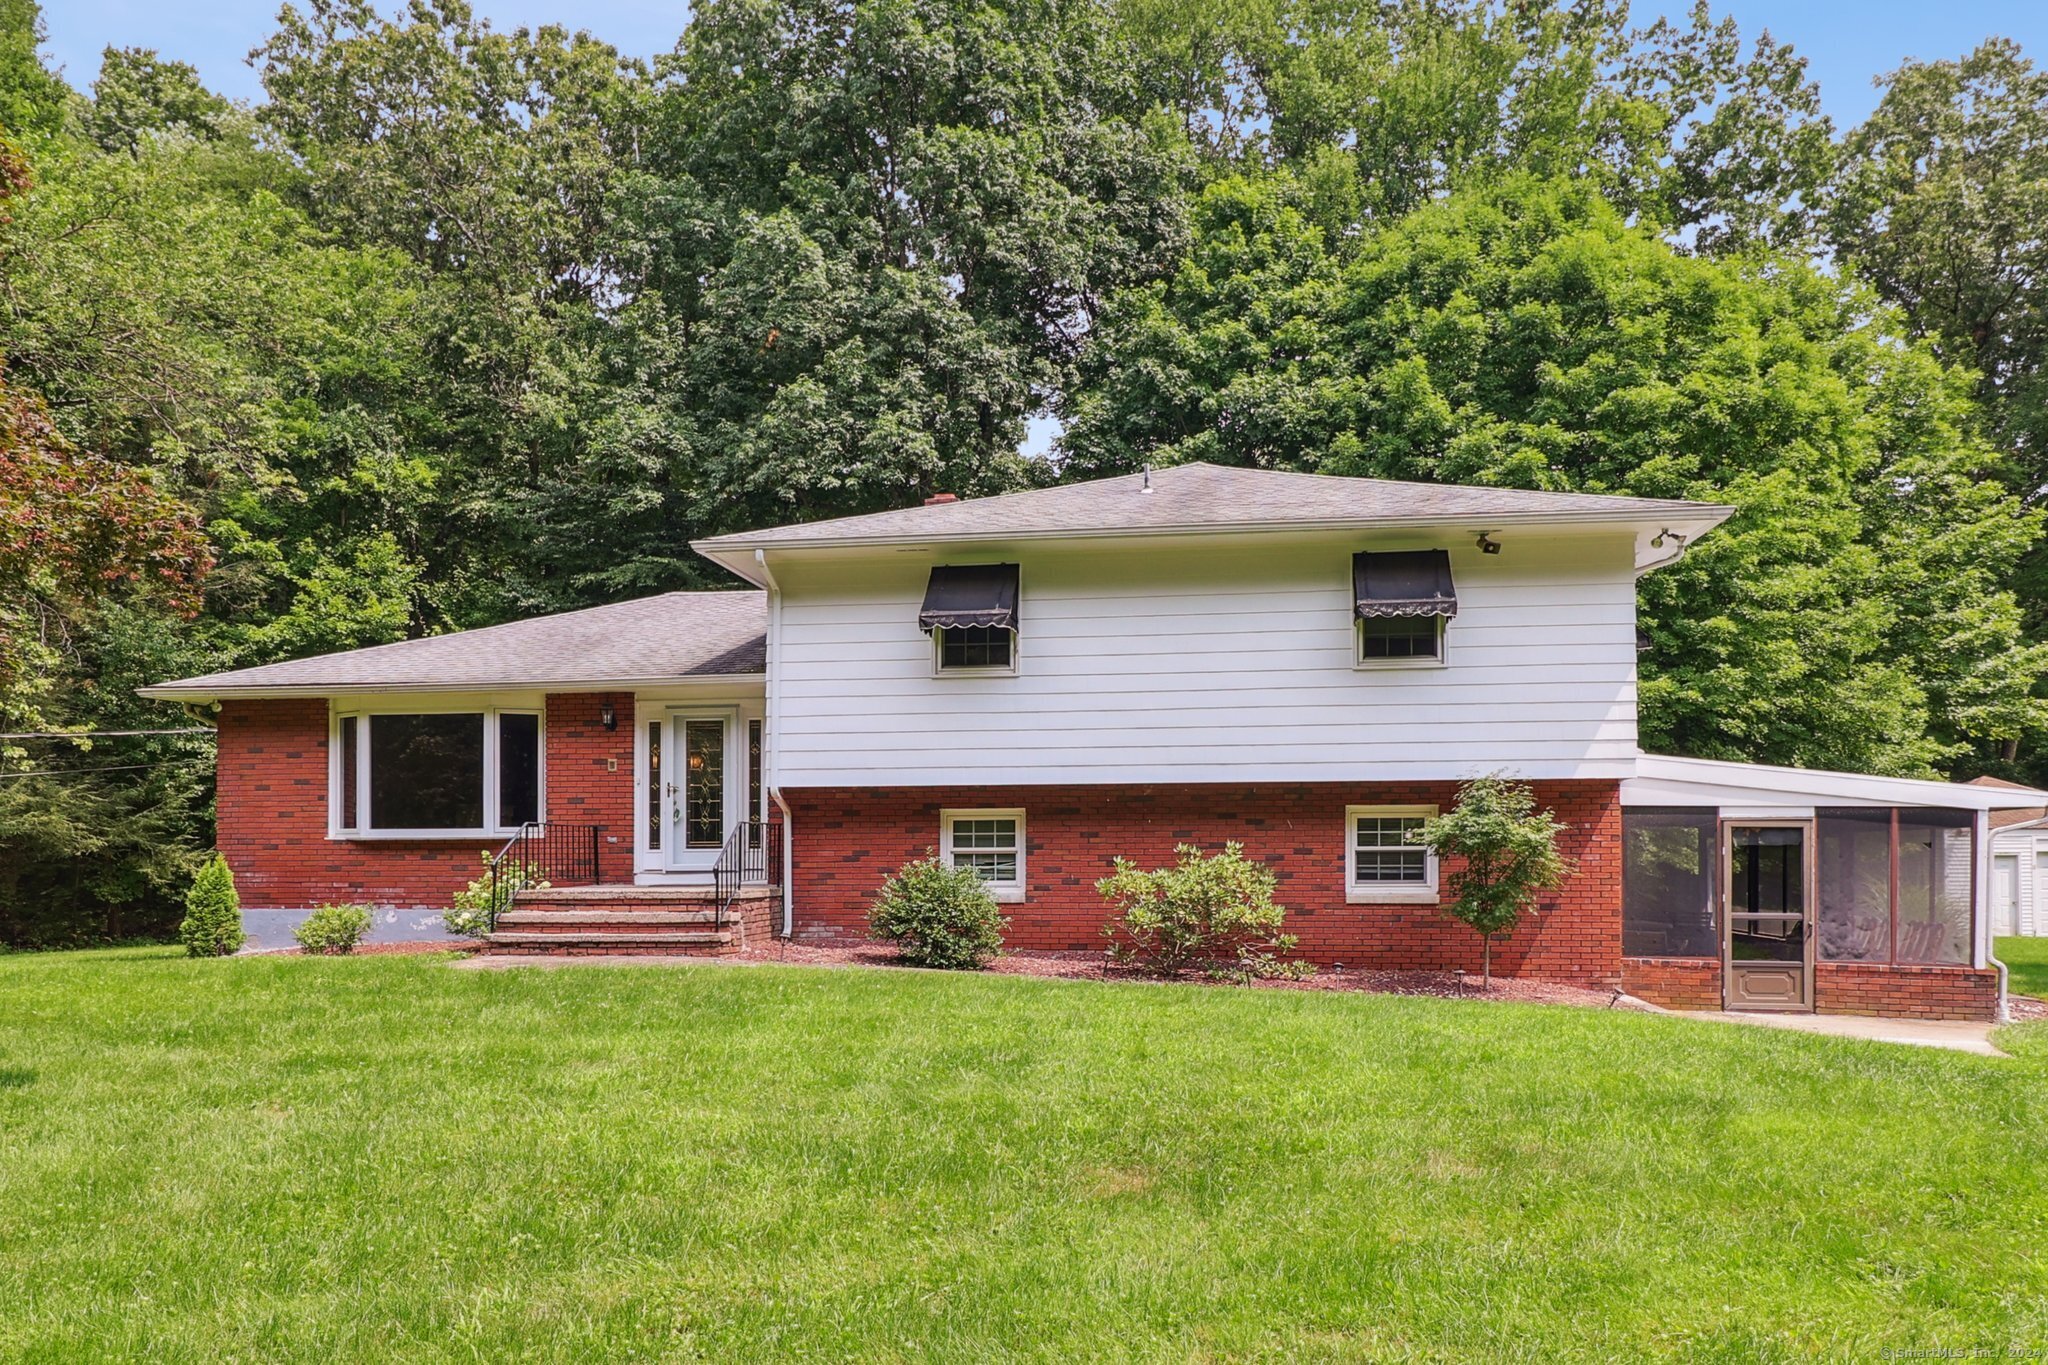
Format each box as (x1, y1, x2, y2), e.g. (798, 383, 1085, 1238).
(37, 1, 2048, 126)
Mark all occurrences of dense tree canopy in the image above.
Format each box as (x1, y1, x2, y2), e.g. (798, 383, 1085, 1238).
(1062, 176, 2045, 772)
(2, 0, 2046, 940)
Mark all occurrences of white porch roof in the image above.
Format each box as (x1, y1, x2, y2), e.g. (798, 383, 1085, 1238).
(1622, 755, 2048, 813)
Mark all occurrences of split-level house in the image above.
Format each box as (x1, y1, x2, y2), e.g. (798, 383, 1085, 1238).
(142, 463, 2046, 1020)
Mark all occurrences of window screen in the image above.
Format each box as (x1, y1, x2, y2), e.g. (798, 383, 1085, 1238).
(368, 713, 484, 830)
(497, 713, 540, 828)
(1817, 807, 1974, 965)
(1817, 808, 1891, 963)
(1621, 808, 1718, 958)
(1897, 809, 1972, 965)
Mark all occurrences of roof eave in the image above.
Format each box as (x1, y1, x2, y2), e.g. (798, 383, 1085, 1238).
(1630, 753, 2048, 810)
(692, 504, 1738, 567)
(138, 672, 768, 703)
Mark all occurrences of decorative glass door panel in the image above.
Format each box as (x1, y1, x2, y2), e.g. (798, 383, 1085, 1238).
(658, 711, 735, 872)
(683, 719, 725, 849)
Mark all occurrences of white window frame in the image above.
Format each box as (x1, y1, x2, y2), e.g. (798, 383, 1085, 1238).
(940, 808, 1027, 902)
(329, 703, 545, 840)
(1345, 804, 1439, 904)
(1354, 615, 1449, 670)
(931, 625, 1021, 677)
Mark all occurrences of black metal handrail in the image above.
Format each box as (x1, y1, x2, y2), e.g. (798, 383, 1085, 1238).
(485, 822, 602, 929)
(711, 819, 782, 928)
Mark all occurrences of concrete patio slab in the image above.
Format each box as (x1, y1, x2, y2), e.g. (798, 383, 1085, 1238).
(1691, 1010, 2006, 1056)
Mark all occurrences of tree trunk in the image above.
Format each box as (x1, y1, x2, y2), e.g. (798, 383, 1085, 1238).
(1482, 933, 1492, 989)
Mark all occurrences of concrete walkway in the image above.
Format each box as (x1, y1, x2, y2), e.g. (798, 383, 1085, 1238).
(1690, 1009, 2005, 1057)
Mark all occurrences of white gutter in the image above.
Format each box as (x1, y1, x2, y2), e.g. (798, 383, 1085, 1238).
(756, 549, 796, 937)
(138, 672, 770, 703)
(692, 506, 1737, 581)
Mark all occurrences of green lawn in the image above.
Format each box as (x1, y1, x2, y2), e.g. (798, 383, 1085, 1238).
(1998, 936, 2048, 999)
(3, 950, 2046, 1361)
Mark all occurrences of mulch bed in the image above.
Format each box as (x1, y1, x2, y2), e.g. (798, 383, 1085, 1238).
(262, 942, 472, 958)
(730, 939, 1645, 1009)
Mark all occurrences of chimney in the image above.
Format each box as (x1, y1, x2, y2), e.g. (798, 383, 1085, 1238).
(924, 493, 959, 505)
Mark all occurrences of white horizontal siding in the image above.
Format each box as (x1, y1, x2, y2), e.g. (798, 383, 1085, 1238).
(769, 532, 1641, 787)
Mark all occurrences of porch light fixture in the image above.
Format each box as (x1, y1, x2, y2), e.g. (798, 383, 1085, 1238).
(1476, 532, 1501, 555)
(599, 702, 617, 731)
(1651, 528, 1687, 550)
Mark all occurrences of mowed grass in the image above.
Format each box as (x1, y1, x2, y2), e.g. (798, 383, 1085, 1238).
(1998, 936, 2048, 999)
(3, 951, 2047, 1362)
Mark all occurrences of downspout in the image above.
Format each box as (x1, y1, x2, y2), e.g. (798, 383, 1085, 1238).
(1979, 809, 2010, 1023)
(757, 549, 795, 938)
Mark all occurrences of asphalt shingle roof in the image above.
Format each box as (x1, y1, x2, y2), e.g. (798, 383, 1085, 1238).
(142, 591, 766, 697)
(694, 461, 1730, 555)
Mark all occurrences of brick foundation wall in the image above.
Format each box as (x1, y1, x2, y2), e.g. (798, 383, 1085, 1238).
(1815, 962, 2001, 1021)
(1622, 956, 1722, 1010)
(783, 781, 1624, 984)
(215, 694, 635, 910)
(1619, 956, 2001, 1020)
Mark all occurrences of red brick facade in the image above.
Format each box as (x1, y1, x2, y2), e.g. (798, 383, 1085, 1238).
(1621, 956, 1722, 1011)
(783, 781, 1626, 983)
(215, 694, 634, 910)
(214, 709, 2003, 1017)
(1619, 957, 2000, 1020)
(1815, 963, 2001, 1021)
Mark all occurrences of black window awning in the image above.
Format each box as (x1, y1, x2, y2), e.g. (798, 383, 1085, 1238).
(1353, 550, 1457, 619)
(919, 563, 1020, 633)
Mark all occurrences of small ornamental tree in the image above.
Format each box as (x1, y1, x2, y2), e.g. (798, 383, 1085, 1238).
(1098, 842, 1309, 983)
(1414, 775, 1572, 988)
(869, 855, 1008, 970)
(178, 854, 244, 958)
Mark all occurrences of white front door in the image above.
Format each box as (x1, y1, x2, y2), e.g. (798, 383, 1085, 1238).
(1995, 855, 2020, 938)
(661, 709, 737, 873)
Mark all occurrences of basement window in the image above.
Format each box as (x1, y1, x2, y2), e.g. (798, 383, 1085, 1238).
(941, 809, 1026, 902)
(330, 707, 542, 838)
(1346, 806, 1438, 904)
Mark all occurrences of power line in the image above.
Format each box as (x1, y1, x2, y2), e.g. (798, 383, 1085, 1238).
(0, 757, 215, 781)
(0, 728, 216, 740)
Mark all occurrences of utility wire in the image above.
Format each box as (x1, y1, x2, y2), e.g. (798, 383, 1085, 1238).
(0, 728, 215, 740)
(0, 757, 215, 780)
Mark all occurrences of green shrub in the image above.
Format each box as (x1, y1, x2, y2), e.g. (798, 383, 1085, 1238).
(293, 904, 373, 955)
(869, 855, 1008, 969)
(178, 854, 244, 958)
(1099, 842, 1309, 983)
(444, 854, 547, 938)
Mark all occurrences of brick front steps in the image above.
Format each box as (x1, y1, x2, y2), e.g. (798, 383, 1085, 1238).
(482, 884, 779, 957)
